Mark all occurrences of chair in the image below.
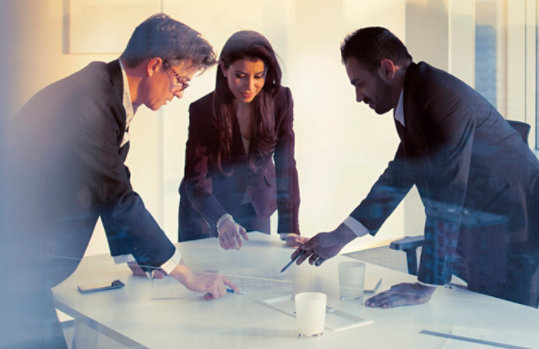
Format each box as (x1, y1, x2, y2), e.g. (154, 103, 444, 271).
(507, 120, 531, 142)
(390, 119, 531, 275)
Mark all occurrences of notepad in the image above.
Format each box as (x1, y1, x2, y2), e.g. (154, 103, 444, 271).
(258, 294, 373, 332)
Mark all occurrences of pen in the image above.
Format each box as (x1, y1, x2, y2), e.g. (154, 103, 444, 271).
(226, 288, 247, 294)
(280, 250, 305, 273)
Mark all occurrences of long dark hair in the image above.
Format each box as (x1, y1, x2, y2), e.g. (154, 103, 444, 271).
(212, 30, 282, 174)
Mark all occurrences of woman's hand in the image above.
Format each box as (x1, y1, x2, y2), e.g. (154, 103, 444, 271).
(218, 217, 249, 250)
(283, 234, 309, 248)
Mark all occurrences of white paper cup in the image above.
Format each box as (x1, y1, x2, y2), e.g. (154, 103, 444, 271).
(294, 292, 327, 337)
(339, 261, 366, 301)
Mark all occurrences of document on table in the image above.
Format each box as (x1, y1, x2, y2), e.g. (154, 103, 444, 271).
(259, 294, 373, 332)
(151, 276, 200, 300)
(423, 327, 533, 349)
(150, 269, 291, 300)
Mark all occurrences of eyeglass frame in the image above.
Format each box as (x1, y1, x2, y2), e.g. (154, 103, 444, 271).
(161, 60, 190, 92)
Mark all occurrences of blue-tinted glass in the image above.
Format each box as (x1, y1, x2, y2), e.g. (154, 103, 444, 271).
(475, 25, 497, 107)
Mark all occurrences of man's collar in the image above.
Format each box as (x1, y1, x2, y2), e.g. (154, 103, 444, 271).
(394, 88, 405, 126)
(119, 60, 135, 147)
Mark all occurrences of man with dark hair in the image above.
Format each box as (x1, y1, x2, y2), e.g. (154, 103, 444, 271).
(294, 26, 539, 308)
(1, 14, 237, 348)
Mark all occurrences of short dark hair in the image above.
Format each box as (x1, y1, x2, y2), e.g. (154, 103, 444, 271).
(120, 13, 216, 72)
(341, 27, 412, 72)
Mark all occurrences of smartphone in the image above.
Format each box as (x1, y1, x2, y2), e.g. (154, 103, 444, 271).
(364, 276, 382, 293)
(77, 279, 125, 294)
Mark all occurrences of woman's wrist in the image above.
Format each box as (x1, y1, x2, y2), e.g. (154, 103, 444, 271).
(216, 213, 234, 234)
(279, 232, 297, 241)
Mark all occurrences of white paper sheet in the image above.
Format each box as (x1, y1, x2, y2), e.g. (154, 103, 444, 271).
(258, 294, 373, 332)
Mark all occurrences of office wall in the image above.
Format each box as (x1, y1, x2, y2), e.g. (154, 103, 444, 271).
(12, 0, 512, 257)
(5, 0, 410, 257)
(161, 0, 409, 254)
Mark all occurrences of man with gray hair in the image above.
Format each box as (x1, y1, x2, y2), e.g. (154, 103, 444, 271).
(1, 14, 237, 348)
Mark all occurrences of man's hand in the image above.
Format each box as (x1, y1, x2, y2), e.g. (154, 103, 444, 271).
(127, 261, 165, 279)
(365, 282, 436, 308)
(291, 223, 357, 266)
(284, 235, 309, 248)
(169, 261, 239, 300)
(218, 218, 249, 250)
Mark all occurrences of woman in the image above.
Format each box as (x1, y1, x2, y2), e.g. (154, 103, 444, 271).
(178, 30, 306, 250)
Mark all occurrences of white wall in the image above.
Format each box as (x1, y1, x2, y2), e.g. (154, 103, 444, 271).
(12, 0, 511, 258)
(93, 0, 407, 255)
(160, 0, 410, 249)
(286, 0, 406, 253)
(160, 0, 408, 254)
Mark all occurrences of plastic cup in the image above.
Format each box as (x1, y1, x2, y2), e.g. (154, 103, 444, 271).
(339, 261, 366, 301)
(294, 292, 327, 337)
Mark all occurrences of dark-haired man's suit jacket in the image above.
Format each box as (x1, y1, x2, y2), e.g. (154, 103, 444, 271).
(350, 62, 539, 306)
(1, 60, 174, 347)
(178, 87, 300, 241)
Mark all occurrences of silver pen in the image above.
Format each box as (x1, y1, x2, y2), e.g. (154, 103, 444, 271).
(280, 250, 305, 273)
(226, 288, 247, 294)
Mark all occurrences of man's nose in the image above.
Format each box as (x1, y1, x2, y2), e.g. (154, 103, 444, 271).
(174, 90, 185, 99)
(355, 88, 364, 103)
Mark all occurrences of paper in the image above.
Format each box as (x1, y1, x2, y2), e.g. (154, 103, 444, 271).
(258, 294, 373, 332)
(150, 270, 291, 300)
(224, 268, 292, 294)
(151, 276, 200, 300)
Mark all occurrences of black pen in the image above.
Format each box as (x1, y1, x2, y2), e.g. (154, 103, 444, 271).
(280, 250, 305, 273)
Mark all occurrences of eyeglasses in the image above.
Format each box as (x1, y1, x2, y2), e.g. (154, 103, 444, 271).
(162, 60, 190, 92)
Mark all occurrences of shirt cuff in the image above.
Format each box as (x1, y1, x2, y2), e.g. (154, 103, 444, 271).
(216, 213, 234, 233)
(159, 248, 182, 275)
(113, 254, 135, 264)
(343, 216, 370, 237)
(417, 279, 443, 288)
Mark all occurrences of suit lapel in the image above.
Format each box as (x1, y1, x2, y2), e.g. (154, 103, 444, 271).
(105, 60, 129, 152)
(401, 62, 431, 159)
(106, 60, 124, 103)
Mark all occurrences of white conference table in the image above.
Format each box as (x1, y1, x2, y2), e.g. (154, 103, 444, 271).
(53, 233, 539, 349)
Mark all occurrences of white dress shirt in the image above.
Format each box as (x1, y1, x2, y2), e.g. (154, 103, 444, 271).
(113, 60, 181, 274)
(343, 88, 404, 237)
(342, 89, 438, 287)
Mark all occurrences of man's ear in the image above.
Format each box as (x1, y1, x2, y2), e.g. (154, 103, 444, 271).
(378, 59, 397, 82)
(146, 57, 163, 77)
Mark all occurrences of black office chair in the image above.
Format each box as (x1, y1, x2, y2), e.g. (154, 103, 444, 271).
(390, 119, 531, 275)
(507, 120, 531, 142)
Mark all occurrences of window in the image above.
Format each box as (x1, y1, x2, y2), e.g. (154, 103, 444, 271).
(475, 0, 505, 115)
(475, 0, 503, 110)
(475, 0, 538, 150)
